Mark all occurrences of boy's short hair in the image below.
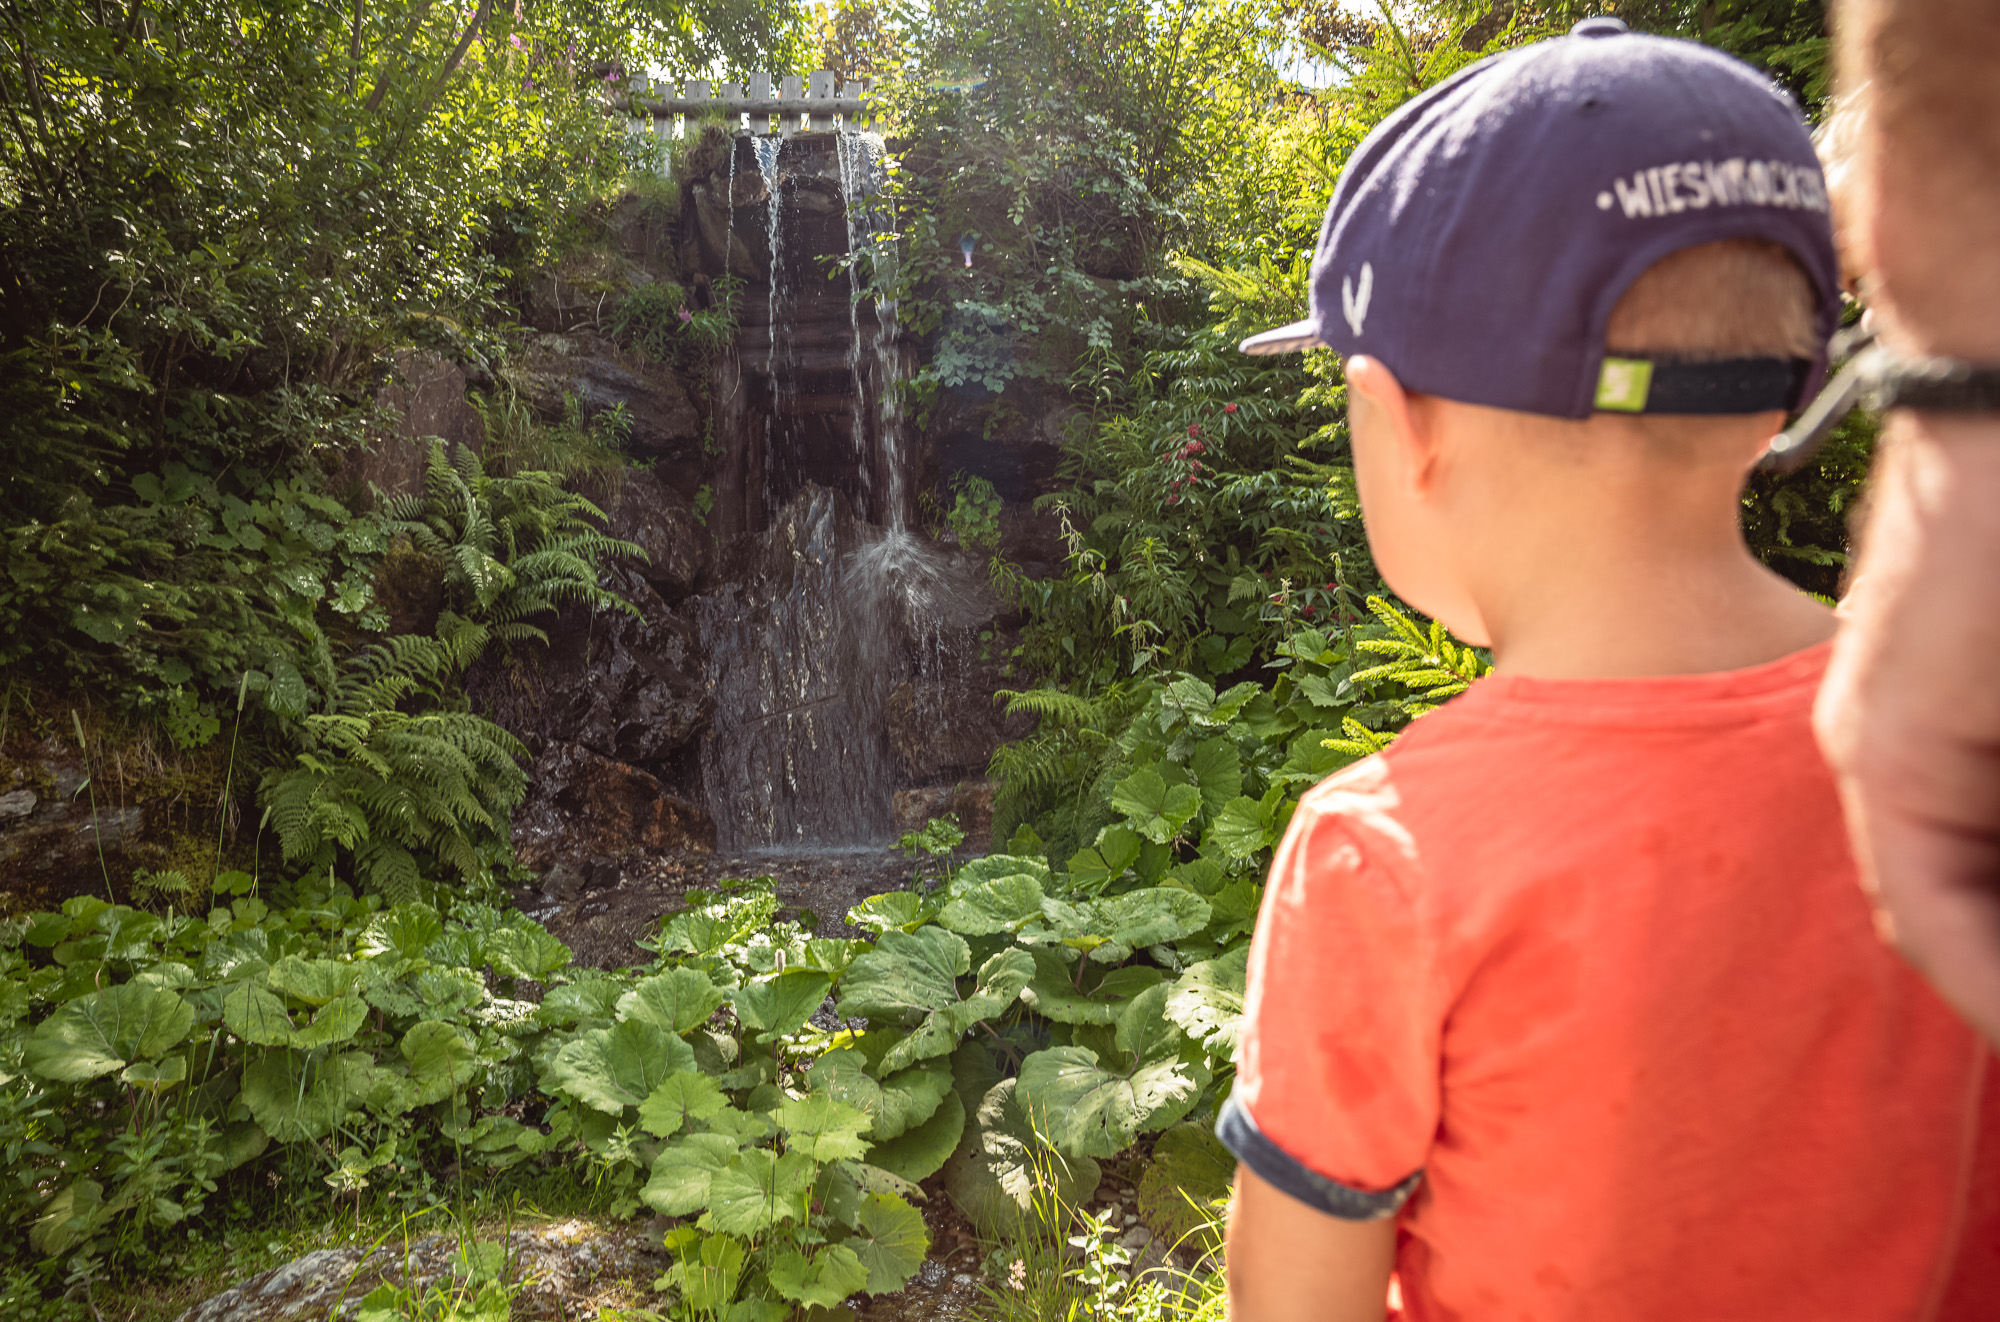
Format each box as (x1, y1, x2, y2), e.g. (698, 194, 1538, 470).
(1605, 238, 1821, 362)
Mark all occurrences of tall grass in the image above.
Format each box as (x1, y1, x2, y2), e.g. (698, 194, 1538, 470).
(977, 1127, 1227, 1322)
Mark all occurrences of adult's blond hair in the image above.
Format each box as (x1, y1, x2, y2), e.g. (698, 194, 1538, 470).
(1605, 238, 1822, 362)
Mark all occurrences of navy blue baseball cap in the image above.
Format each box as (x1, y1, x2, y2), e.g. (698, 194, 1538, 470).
(1241, 17, 1841, 418)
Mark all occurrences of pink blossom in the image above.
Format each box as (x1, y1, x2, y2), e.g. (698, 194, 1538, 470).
(1187, 424, 1201, 436)
(1223, 403, 1238, 414)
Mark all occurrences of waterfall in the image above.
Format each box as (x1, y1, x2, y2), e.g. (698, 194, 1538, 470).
(694, 126, 988, 853)
(834, 131, 875, 507)
(723, 137, 738, 278)
(753, 136, 787, 522)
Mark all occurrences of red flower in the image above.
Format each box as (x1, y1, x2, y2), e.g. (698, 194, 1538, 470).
(1223, 403, 1238, 414)
(1303, 605, 1315, 616)
(1167, 494, 1181, 505)
(1187, 424, 1201, 436)
(1185, 440, 1205, 455)
(1325, 582, 1335, 590)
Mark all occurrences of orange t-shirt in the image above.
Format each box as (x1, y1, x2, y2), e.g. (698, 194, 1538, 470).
(1223, 644, 2000, 1320)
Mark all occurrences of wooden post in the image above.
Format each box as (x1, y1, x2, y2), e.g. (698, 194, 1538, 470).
(808, 70, 834, 132)
(749, 71, 773, 135)
(780, 74, 803, 137)
(840, 80, 863, 130)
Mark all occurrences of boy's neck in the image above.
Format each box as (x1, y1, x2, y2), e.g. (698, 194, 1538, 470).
(1459, 418, 1835, 681)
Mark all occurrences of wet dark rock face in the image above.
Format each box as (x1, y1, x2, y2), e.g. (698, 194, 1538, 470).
(512, 741, 712, 874)
(0, 746, 140, 908)
(498, 564, 708, 766)
(506, 331, 703, 462)
(472, 560, 714, 875)
(600, 469, 710, 599)
(693, 486, 894, 849)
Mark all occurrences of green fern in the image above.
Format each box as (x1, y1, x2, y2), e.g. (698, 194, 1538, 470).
(381, 440, 641, 651)
(259, 441, 639, 899)
(259, 634, 529, 902)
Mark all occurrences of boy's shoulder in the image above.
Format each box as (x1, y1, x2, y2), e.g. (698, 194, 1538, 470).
(1290, 646, 1840, 903)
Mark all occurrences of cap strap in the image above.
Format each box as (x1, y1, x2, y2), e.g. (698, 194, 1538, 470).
(1594, 356, 1811, 415)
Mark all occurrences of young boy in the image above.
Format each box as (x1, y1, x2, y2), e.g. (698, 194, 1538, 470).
(1218, 19, 2000, 1321)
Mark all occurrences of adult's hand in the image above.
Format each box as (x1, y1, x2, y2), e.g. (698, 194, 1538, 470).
(1816, 0, 2000, 1046)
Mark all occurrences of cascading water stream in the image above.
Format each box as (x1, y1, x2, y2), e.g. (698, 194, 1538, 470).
(753, 136, 787, 521)
(834, 131, 873, 503)
(723, 138, 738, 278)
(695, 126, 988, 852)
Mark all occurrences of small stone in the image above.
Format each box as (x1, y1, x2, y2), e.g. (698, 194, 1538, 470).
(953, 1272, 975, 1285)
(1122, 1212, 1139, 1226)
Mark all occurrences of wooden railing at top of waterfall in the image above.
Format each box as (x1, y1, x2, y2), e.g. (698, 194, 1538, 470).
(616, 71, 876, 138)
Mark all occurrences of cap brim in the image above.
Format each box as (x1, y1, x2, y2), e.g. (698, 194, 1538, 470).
(1238, 320, 1328, 355)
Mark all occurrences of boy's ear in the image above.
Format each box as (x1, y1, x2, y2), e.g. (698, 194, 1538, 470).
(1347, 356, 1442, 494)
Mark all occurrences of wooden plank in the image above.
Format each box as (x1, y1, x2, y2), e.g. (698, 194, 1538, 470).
(781, 74, 803, 137)
(749, 72, 773, 134)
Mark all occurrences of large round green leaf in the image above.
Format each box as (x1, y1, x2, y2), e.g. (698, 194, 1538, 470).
(776, 1092, 873, 1161)
(768, 1243, 870, 1309)
(1163, 946, 1248, 1059)
(1136, 1122, 1236, 1247)
(1020, 950, 1166, 1025)
(291, 992, 367, 1050)
(1111, 766, 1203, 844)
(873, 1059, 952, 1140)
(542, 1018, 694, 1114)
(618, 968, 725, 1035)
(401, 1020, 476, 1105)
(642, 1132, 739, 1216)
(535, 976, 625, 1027)
(733, 969, 831, 1036)
(837, 927, 971, 1023)
(1015, 1043, 1210, 1161)
(937, 872, 1046, 936)
(638, 1072, 728, 1138)
(703, 1149, 815, 1237)
(944, 1078, 1099, 1238)
(867, 1089, 964, 1183)
(484, 926, 572, 981)
(267, 954, 361, 1006)
(241, 1049, 373, 1142)
(847, 1192, 929, 1295)
(356, 905, 444, 963)
(1086, 889, 1211, 960)
(877, 947, 1035, 1074)
(844, 891, 933, 934)
(222, 982, 294, 1047)
(26, 983, 195, 1081)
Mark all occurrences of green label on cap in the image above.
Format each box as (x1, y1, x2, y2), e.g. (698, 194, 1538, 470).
(1595, 357, 1654, 412)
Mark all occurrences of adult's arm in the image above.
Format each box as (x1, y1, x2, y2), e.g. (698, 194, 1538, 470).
(1225, 1165, 1397, 1322)
(1815, 0, 2000, 1045)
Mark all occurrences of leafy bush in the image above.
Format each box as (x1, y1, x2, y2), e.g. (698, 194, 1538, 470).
(609, 277, 745, 368)
(1, 875, 569, 1275)
(0, 591, 1481, 1310)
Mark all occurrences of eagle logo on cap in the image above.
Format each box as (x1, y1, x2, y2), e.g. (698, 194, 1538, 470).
(1342, 262, 1373, 338)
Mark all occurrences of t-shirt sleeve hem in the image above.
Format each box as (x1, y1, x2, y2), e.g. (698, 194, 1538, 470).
(1215, 1094, 1421, 1222)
